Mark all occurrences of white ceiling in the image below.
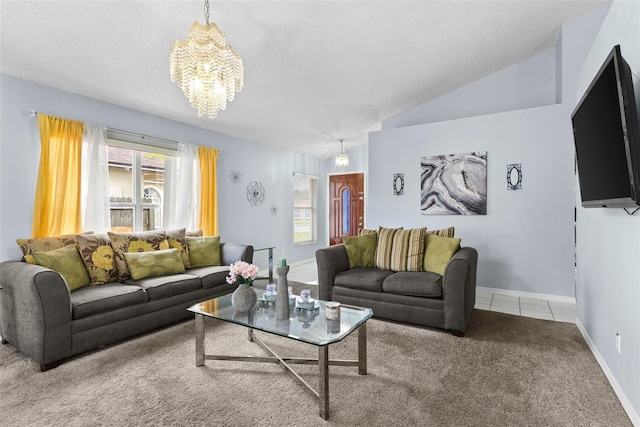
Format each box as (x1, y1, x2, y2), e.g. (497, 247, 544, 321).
(0, 1, 608, 159)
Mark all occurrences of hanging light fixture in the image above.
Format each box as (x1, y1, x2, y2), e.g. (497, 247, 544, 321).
(335, 139, 349, 168)
(170, 0, 243, 118)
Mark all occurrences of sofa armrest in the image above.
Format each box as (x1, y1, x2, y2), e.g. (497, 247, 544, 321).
(0, 261, 72, 369)
(442, 247, 478, 334)
(220, 243, 254, 266)
(316, 245, 350, 301)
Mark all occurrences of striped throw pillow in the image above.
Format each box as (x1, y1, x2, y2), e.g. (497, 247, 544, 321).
(427, 226, 455, 238)
(375, 227, 402, 270)
(390, 227, 427, 272)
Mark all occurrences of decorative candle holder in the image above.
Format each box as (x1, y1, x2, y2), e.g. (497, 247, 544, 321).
(275, 265, 290, 320)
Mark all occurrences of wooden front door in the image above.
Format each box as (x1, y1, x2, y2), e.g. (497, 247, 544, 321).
(329, 173, 365, 245)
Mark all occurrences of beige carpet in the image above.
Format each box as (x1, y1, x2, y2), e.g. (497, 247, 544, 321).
(0, 295, 631, 426)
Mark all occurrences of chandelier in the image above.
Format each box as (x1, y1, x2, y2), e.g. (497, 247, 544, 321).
(335, 139, 349, 168)
(170, 0, 243, 118)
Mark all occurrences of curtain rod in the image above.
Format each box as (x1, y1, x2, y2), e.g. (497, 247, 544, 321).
(28, 109, 222, 152)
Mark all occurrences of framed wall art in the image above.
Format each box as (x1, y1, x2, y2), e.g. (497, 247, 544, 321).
(420, 151, 487, 215)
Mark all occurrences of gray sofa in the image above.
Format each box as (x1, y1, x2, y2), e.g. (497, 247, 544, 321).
(0, 243, 253, 370)
(316, 244, 477, 336)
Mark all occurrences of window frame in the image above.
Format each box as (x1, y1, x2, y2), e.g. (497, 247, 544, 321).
(106, 138, 176, 232)
(293, 172, 318, 245)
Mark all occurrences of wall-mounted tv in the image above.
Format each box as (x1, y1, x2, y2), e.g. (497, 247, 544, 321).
(571, 44, 640, 208)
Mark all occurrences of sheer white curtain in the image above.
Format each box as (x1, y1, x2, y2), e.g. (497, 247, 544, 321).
(81, 124, 111, 233)
(167, 142, 200, 230)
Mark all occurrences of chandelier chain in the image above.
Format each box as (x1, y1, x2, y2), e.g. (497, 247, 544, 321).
(204, 0, 210, 25)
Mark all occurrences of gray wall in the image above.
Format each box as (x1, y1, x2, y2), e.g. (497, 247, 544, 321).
(574, 0, 640, 421)
(369, 103, 576, 297)
(0, 75, 325, 268)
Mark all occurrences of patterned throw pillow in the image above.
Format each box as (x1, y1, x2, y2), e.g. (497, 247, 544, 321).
(427, 226, 455, 238)
(343, 233, 378, 268)
(76, 233, 118, 284)
(423, 234, 462, 276)
(17, 232, 93, 264)
(124, 248, 185, 281)
(374, 227, 402, 270)
(185, 229, 204, 237)
(186, 236, 221, 268)
(359, 229, 377, 236)
(389, 227, 427, 272)
(108, 231, 167, 281)
(165, 228, 191, 269)
(32, 245, 91, 292)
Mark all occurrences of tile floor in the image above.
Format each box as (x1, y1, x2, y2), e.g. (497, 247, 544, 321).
(272, 259, 577, 324)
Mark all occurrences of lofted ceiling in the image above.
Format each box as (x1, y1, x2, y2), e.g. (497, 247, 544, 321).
(0, 1, 608, 159)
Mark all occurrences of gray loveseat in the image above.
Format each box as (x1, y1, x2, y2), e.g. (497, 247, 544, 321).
(316, 244, 477, 336)
(0, 243, 253, 370)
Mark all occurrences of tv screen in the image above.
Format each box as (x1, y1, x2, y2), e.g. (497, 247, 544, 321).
(571, 45, 640, 208)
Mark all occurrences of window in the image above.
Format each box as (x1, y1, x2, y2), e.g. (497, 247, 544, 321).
(106, 142, 175, 232)
(293, 173, 318, 244)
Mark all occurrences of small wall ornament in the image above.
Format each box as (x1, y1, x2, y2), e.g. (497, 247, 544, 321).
(247, 181, 266, 206)
(393, 173, 404, 195)
(507, 164, 522, 190)
(229, 170, 242, 184)
(270, 204, 278, 216)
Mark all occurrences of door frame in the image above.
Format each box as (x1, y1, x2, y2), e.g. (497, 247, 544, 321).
(326, 171, 366, 246)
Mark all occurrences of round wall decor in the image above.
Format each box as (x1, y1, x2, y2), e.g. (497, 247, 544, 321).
(247, 181, 266, 206)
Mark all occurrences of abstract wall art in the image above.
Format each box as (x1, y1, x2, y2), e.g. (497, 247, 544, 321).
(421, 151, 487, 215)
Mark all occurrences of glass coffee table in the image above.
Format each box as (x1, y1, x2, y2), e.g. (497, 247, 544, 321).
(188, 289, 373, 420)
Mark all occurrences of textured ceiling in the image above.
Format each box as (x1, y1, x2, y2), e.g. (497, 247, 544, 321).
(0, 1, 608, 158)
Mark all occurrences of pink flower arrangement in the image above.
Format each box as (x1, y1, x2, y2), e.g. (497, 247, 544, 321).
(226, 261, 260, 285)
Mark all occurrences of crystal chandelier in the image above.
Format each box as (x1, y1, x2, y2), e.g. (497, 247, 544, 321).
(335, 139, 349, 168)
(170, 0, 243, 118)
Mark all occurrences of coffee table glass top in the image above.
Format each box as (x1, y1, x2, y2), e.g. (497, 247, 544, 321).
(188, 289, 372, 346)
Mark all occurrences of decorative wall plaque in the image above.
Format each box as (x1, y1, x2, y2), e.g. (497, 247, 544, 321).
(247, 181, 265, 206)
(393, 173, 404, 195)
(507, 164, 522, 190)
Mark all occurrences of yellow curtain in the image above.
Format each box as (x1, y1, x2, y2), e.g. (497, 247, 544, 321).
(32, 114, 85, 237)
(198, 146, 219, 236)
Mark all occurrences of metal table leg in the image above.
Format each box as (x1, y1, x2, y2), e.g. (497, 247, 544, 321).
(319, 345, 329, 419)
(195, 314, 205, 367)
(358, 322, 367, 375)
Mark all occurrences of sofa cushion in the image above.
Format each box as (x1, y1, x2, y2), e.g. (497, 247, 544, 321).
(165, 228, 192, 269)
(124, 248, 185, 281)
(187, 265, 231, 289)
(374, 227, 402, 270)
(424, 234, 461, 275)
(334, 268, 394, 292)
(343, 233, 377, 268)
(76, 233, 119, 284)
(186, 236, 221, 268)
(71, 283, 148, 319)
(389, 227, 427, 272)
(108, 230, 167, 281)
(33, 245, 91, 292)
(382, 272, 443, 298)
(125, 274, 202, 301)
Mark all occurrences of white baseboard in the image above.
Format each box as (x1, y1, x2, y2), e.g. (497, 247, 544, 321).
(476, 286, 576, 305)
(575, 319, 640, 426)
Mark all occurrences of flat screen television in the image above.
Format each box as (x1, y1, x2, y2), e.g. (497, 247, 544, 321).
(571, 44, 640, 208)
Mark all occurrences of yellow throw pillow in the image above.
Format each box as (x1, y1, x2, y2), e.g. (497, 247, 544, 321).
(108, 231, 167, 281)
(124, 248, 185, 281)
(17, 232, 93, 264)
(423, 234, 461, 276)
(165, 228, 191, 269)
(76, 233, 119, 285)
(390, 227, 427, 272)
(186, 236, 221, 268)
(343, 233, 378, 268)
(374, 227, 402, 270)
(33, 245, 91, 292)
